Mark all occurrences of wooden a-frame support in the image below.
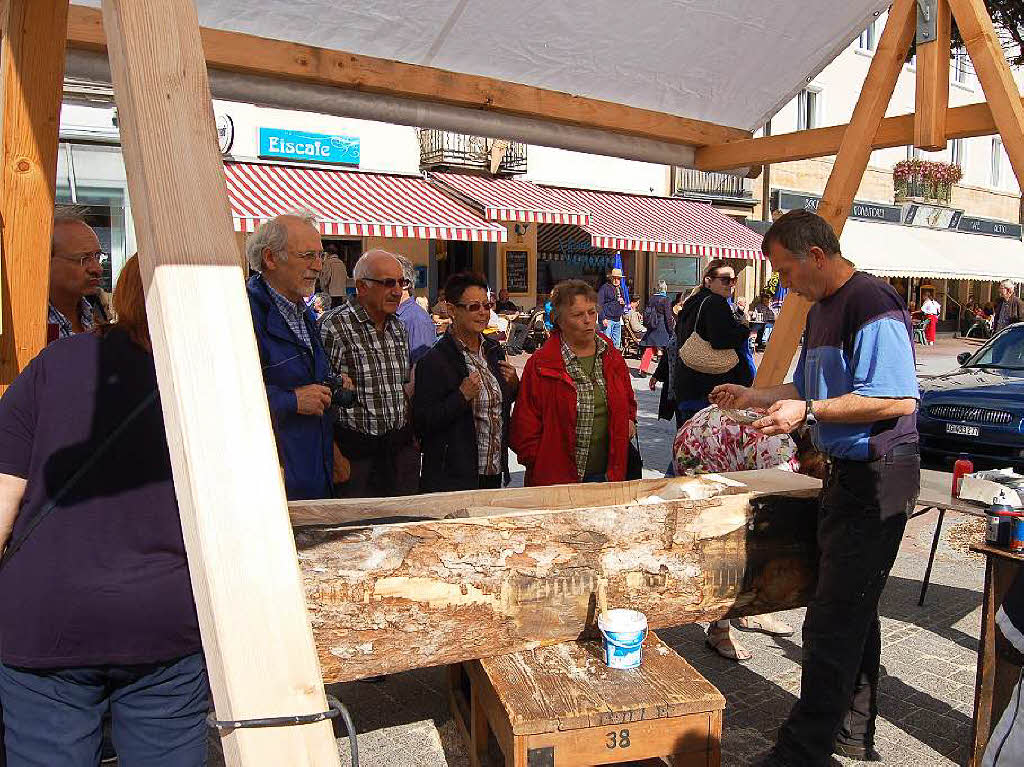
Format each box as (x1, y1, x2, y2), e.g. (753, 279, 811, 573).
(757, 0, 1024, 386)
(100, 1, 340, 764)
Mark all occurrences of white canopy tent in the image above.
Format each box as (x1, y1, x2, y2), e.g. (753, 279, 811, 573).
(71, 0, 891, 166)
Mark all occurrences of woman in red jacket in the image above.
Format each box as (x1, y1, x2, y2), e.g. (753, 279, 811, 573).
(511, 279, 637, 486)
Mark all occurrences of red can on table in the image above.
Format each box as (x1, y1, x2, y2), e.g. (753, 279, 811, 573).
(952, 454, 974, 498)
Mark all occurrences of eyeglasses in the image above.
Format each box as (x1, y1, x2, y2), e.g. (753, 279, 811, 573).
(293, 250, 327, 262)
(454, 301, 494, 312)
(361, 276, 412, 289)
(53, 251, 109, 267)
(713, 275, 737, 285)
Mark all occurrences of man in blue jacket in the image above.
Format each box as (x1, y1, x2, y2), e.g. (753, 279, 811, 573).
(246, 213, 349, 500)
(597, 267, 626, 349)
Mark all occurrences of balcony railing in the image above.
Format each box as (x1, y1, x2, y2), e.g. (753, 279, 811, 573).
(418, 130, 527, 175)
(673, 167, 753, 201)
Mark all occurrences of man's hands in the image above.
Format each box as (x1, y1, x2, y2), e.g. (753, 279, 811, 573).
(709, 384, 759, 410)
(460, 371, 483, 401)
(752, 400, 807, 436)
(295, 383, 332, 416)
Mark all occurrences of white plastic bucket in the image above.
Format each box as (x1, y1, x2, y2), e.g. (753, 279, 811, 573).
(597, 609, 648, 669)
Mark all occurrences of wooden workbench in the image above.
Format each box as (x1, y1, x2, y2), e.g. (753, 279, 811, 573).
(969, 543, 1024, 766)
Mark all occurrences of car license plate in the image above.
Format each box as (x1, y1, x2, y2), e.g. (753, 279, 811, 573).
(946, 423, 980, 437)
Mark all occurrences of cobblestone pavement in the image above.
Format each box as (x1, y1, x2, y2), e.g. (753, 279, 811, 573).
(316, 334, 989, 766)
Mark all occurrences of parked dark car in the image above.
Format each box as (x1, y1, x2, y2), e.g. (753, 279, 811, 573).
(918, 323, 1024, 470)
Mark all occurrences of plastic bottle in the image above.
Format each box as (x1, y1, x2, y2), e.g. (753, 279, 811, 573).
(952, 453, 974, 498)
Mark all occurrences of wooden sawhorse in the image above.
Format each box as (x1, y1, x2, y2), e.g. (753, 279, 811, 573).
(449, 633, 725, 766)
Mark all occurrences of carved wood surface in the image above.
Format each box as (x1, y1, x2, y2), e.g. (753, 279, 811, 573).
(296, 486, 820, 682)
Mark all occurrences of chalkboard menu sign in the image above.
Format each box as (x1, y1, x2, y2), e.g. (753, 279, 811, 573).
(505, 250, 529, 293)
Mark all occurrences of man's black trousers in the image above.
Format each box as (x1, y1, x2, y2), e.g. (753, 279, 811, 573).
(774, 445, 920, 766)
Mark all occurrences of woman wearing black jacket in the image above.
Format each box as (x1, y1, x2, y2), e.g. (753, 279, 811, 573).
(413, 272, 519, 493)
(651, 259, 753, 427)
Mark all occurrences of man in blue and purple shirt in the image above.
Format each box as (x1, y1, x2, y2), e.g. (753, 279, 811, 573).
(712, 209, 920, 767)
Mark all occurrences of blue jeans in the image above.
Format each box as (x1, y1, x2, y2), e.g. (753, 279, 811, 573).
(0, 652, 209, 767)
(604, 319, 622, 349)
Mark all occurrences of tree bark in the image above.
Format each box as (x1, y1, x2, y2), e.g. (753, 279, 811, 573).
(296, 485, 820, 682)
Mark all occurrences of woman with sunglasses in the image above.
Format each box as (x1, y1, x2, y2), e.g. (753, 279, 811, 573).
(511, 279, 636, 486)
(651, 259, 753, 428)
(413, 272, 519, 492)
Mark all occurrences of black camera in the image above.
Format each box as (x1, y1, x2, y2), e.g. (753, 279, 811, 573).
(323, 374, 356, 411)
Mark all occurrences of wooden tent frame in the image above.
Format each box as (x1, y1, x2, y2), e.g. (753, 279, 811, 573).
(1, 0, 1021, 763)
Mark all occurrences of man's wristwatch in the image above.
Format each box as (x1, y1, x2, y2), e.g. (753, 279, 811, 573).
(805, 399, 818, 427)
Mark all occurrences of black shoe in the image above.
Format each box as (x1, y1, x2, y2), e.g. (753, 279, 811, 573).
(833, 741, 882, 761)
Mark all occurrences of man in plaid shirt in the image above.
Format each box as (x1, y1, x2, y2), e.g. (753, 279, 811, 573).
(320, 250, 420, 497)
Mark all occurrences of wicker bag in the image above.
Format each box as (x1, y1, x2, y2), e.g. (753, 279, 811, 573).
(679, 297, 739, 375)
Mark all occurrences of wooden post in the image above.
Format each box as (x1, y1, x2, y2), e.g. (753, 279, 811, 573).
(949, 0, 1024, 187)
(915, 0, 952, 151)
(0, 0, 69, 393)
(100, 1, 340, 764)
(754, 0, 917, 387)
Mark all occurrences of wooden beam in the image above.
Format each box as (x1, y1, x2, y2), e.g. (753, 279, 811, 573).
(695, 99, 1013, 173)
(949, 0, 1024, 188)
(915, 0, 951, 151)
(66, 4, 748, 149)
(296, 486, 821, 682)
(99, 0, 340, 764)
(754, 0, 916, 388)
(0, 0, 69, 393)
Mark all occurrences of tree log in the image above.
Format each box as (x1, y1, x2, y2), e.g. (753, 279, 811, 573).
(296, 483, 820, 682)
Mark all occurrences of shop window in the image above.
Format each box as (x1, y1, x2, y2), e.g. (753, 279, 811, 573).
(797, 88, 820, 131)
(950, 138, 964, 169)
(952, 48, 971, 86)
(857, 21, 877, 52)
(992, 137, 1004, 187)
(656, 256, 699, 298)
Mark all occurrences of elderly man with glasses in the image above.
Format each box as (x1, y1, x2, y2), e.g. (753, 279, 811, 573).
(246, 212, 350, 501)
(48, 207, 110, 339)
(319, 249, 420, 498)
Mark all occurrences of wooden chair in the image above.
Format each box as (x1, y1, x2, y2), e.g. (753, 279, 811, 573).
(449, 633, 725, 767)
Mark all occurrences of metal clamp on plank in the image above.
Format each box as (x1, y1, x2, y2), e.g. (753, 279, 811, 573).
(207, 695, 360, 765)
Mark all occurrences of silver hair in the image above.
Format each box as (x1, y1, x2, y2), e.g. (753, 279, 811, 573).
(394, 254, 416, 287)
(245, 211, 318, 272)
(352, 249, 401, 282)
(657, 280, 668, 293)
(1001, 279, 1016, 291)
(52, 205, 92, 256)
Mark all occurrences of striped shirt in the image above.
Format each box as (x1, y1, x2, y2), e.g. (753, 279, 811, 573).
(454, 333, 503, 476)
(561, 334, 609, 481)
(48, 299, 95, 339)
(264, 278, 312, 350)
(320, 296, 409, 435)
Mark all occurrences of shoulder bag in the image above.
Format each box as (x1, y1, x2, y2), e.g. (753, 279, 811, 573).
(679, 297, 739, 375)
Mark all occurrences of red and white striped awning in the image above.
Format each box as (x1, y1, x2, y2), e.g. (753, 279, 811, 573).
(545, 186, 765, 260)
(430, 172, 590, 226)
(225, 162, 507, 242)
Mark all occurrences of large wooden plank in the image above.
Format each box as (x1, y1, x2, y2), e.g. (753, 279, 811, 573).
(289, 471, 823, 526)
(100, 0, 340, 764)
(915, 0, 951, 151)
(66, 4, 748, 150)
(0, 0, 68, 393)
(950, 0, 1024, 187)
(754, 0, 916, 388)
(296, 487, 820, 682)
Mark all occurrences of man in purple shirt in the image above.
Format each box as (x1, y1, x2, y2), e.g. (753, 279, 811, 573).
(395, 254, 437, 365)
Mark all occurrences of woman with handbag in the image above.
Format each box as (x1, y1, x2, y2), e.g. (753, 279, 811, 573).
(510, 279, 637, 486)
(650, 259, 753, 428)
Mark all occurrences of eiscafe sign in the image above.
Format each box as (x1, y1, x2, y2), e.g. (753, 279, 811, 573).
(258, 128, 360, 166)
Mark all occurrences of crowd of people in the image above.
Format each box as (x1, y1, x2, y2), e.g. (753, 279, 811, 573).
(8, 205, 1024, 765)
